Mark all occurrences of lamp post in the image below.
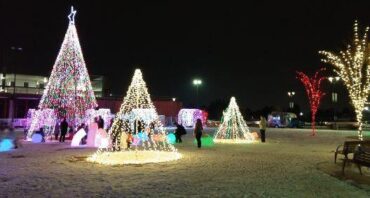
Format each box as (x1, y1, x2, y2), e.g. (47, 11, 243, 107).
(328, 76, 340, 129)
(193, 79, 202, 108)
(10, 46, 23, 127)
(287, 91, 295, 110)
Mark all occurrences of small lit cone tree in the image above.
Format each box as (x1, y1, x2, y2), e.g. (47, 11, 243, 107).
(28, 7, 97, 136)
(320, 21, 370, 140)
(87, 69, 181, 165)
(296, 68, 326, 136)
(213, 97, 255, 143)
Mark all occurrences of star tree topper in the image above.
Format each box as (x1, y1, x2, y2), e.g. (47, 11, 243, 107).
(68, 6, 77, 25)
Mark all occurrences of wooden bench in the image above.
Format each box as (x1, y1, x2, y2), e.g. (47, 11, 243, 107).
(343, 143, 370, 175)
(334, 140, 368, 164)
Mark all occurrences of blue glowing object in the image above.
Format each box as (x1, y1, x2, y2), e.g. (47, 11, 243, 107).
(0, 139, 14, 152)
(32, 134, 43, 143)
(166, 133, 176, 144)
(137, 132, 149, 142)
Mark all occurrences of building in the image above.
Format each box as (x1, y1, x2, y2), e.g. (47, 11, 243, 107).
(0, 73, 182, 122)
(0, 73, 105, 97)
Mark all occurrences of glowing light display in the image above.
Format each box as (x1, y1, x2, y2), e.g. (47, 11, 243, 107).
(0, 139, 14, 152)
(213, 97, 255, 143)
(27, 109, 57, 140)
(29, 6, 97, 136)
(177, 109, 208, 127)
(87, 151, 182, 165)
(85, 108, 114, 129)
(319, 21, 370, 140)
(166, 133, 176, 144)
(95, 128, 111, 149)
(87, 69, 181, 165)
(193, 135, 214, 147)
(71, 129, 87, 147)
(296, 69, 326, 136)
(31, 134, 43, 143)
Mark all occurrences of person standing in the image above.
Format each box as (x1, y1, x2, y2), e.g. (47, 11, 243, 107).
(59, 118, 68, 142)
(194, 119, 203, 148)
(259, 116, 267, 143)
(87, 117, 98, 147)
(98, 116, 104, 129)
(54, 121, 60, 141)
(175, 122, 186, 143)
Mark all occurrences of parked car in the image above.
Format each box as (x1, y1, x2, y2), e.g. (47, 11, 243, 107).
(287, 118, 304, 128)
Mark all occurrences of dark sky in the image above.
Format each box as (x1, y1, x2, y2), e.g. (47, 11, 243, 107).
(1, 0, 370, 111)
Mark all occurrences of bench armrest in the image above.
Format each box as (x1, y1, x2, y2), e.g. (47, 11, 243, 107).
(336, 144, 343, 153)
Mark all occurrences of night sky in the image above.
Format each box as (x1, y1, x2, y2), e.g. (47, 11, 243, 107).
(1, 0, 370, 111)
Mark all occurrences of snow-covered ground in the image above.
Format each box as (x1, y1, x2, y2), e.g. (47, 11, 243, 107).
(0, 128, 370, 197)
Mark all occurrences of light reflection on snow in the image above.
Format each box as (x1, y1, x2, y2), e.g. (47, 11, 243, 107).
(87, 150, 182, 165)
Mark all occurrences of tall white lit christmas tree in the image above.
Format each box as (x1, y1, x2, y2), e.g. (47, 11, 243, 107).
(213, 97, 255, 143)
(29, 7, 97, 135)
(87, 69, 181, 165)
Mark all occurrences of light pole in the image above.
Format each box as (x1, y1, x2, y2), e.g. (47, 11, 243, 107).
(287, 91, 295, 110)
(193, 79, 202, 108)
(328, 76, 340, 129)
(10, 46, 23, 127)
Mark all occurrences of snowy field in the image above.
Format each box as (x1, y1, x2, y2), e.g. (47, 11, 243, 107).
(1, 128, 370, 197)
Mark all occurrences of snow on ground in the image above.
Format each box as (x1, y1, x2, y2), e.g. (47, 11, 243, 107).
(0, 128, 370, 197)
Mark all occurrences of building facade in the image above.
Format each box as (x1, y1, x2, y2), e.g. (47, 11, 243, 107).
(0, 73, 182, 121)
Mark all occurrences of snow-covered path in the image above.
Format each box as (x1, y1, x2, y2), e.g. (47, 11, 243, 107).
(0, 128, 369, 197)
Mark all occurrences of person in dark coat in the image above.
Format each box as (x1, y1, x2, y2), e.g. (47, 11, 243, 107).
(194, 119, 203, 148)
(54, 121, 60, 141)
(175, 122, 186, 143)
(98, 116, 104, 129)
(59, 118, 68, 142)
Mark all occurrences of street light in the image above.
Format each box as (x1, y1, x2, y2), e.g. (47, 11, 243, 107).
(287, 91, 295, 109)
(328, 76, 340, 116)
(328, 76, 340, 129)
(193, 79, 202, 107)
(10, 46, 23, 127)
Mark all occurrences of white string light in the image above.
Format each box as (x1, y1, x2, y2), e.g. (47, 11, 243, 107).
(87, 69, 181, 165)
(213, 97, 255, 143)
(320, 21, 370, 140)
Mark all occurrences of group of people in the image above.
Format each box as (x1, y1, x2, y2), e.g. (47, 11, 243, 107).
(176, 116, 267, 148)
(30, 114, 267, 148)
(174, 119, 203, 148)
(52, 115, 106, 144)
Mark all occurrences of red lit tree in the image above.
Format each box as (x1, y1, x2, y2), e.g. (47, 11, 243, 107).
(296, 68, 326, 136)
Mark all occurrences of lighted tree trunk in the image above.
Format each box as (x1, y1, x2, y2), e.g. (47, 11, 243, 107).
(296, 68, 326, 136)
(311, 110, 316, 136)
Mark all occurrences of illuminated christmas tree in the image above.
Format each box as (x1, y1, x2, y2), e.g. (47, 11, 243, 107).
(88, 69, 181, 165)
(213, 97, 255, 143)
(320, 21, 370, 140)
(29, 7, 97, 134)
(296, 68, 326, 136)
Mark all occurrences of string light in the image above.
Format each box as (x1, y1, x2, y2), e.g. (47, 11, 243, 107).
(28, 6, 97, 136)
(213, 97, 255, 143)
(178, 109, 208, 127)
(27, 108, 57, 139)
(87, 69, 181, 165)
(296, 68, 326, 136)
(319, 21, 370, 140)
